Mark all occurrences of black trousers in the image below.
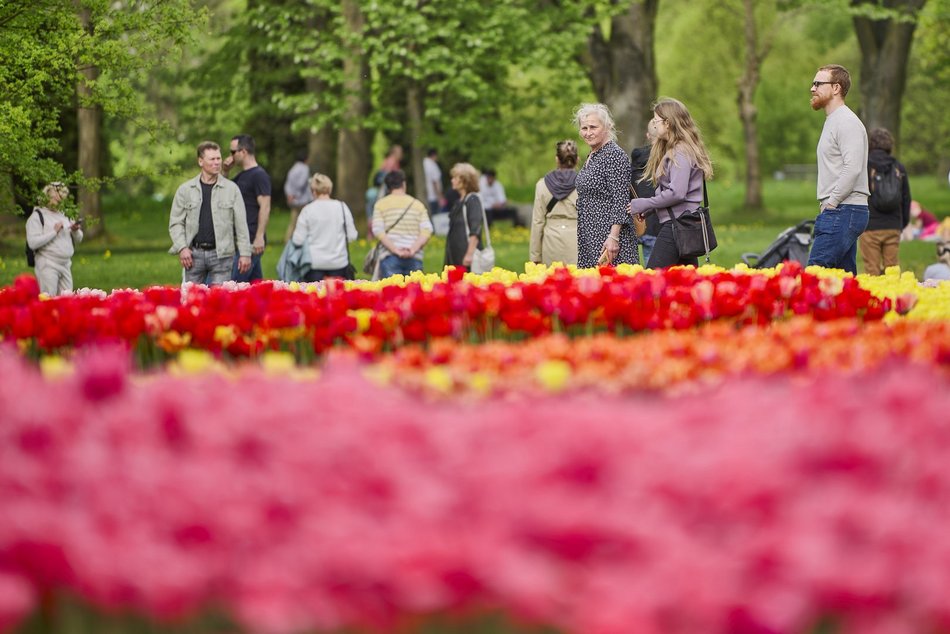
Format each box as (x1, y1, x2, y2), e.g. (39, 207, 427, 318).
(303, 266, 351, 282)
(646, 222, 699, 269)
(486, 206, 521, 226)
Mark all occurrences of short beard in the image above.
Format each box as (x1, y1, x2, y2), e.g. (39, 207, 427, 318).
(810, 94, 826, 111)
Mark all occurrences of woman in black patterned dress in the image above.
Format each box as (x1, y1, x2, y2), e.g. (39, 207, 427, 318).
(574, 103, 638, 268)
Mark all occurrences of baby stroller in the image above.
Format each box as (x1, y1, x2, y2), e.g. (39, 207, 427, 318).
(741, 219, 815, 268)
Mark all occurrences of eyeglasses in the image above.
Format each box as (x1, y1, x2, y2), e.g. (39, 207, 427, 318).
(230, 148, 241, 155)
(811, 81, 837, 88)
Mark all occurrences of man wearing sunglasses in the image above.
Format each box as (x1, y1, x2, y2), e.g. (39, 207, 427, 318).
(224, 134, 272, 282)
(806, 64, 870, 275)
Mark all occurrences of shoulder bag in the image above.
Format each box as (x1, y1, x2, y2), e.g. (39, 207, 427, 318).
(461, 194, 495, 274)
(669, 180, 717, 263)
(629, 184, 647, 237)
(340, 202, 356, 280)
(362, 201, 413, 277)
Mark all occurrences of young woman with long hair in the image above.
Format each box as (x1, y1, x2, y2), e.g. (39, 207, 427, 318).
(629, 98, 713, 268)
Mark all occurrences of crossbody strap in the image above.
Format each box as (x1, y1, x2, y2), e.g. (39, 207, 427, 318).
(461, 194, 492, 249)
(373, 200, 415, 256)
(339, 201, 350, 266)
(665, 179, 708, 222)
(384, 201, 414, 233)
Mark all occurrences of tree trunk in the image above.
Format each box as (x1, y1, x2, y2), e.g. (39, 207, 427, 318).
(77, 5, 103, 237)
(336, 0, 371, 220)
(303, 5, 338, 183)
(852, 0, 927, 150)
(304, 69, 338, 182)
(407, 82, 426, 202)
(581, 0, 659, 149)
(738, 0, 763, 211)
(308, 124, 338, 184)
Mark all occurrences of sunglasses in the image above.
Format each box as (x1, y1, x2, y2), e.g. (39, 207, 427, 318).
(811, 81, 837, 88)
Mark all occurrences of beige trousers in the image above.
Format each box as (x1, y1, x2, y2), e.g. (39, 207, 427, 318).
(35, 255, 73, 296)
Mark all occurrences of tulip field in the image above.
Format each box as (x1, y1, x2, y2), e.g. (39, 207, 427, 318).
(3, 262, 950, 634)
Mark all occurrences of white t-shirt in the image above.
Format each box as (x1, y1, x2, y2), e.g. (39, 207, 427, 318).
(423, 157, 442, 202)
(478, 176, 506, 208)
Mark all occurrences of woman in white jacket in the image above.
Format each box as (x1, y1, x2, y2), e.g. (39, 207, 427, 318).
(26, 182, 83, 296)
(291, 173, 358, 281)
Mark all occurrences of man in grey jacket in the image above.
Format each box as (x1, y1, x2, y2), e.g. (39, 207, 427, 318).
(169, 141, 252, 285)
(806, 64, 870, 275)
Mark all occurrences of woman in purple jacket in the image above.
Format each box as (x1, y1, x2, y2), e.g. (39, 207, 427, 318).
(629, 98, 714, 268)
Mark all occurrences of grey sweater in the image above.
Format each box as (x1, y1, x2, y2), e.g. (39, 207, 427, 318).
(817, 105, 869, 209)
(629, 150, 705, 221)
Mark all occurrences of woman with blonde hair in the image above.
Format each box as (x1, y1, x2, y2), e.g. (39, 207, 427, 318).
(530, 140, 579, 266)
(629, 98, 714, 268)
(26, 182, 83, 296)
(574, 102, 638, 268)
(444, 162, 487, 269)
(291, 173, 357, 281)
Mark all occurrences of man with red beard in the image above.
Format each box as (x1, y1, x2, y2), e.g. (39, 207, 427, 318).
(806, 64, 870, 275)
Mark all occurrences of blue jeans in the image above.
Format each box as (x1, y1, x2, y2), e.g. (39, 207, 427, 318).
(640, 233, 657, 265)
(232, 252, 263, 282)
(378, 254, 423, 279)
(807, 204, 869, 275)
(185, 248, 232, 285)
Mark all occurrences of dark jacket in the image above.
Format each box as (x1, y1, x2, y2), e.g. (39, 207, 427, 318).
(867, 148, 911, 232)
(630, 145, 660, 237)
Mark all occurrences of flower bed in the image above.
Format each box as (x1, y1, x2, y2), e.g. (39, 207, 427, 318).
(371, 318, 950, 396)
(3, 347, 950, 634)
(4, 264, 950, 634)
(0, 263, 925, 365)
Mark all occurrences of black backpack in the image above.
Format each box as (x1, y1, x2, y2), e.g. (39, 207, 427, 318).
(869, 164, 902, 213)
(25, 208, 43, 267)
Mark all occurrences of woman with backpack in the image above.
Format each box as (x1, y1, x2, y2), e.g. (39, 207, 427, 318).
(25, 182, 83, 296)
(530, 140, 579, 266)
(860, 127, 911, 275)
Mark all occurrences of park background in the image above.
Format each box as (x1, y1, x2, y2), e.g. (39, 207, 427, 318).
(6, 4, 950, 634)
(1, 0, 949, 288)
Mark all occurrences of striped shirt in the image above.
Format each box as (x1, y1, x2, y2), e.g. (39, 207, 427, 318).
(371, 193, 433, 258)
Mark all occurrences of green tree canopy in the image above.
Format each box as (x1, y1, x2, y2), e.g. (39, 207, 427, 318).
(0, 0, 203, 212)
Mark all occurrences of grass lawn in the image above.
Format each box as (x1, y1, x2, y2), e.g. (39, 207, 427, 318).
(2, 177, 948, 290)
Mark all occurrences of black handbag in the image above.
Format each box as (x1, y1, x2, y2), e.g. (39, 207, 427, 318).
(669, 181, 717, 263)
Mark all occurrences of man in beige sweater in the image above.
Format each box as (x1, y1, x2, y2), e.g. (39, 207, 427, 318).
(806, 63, 870, 275)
